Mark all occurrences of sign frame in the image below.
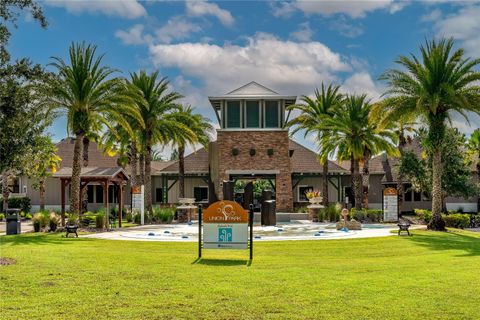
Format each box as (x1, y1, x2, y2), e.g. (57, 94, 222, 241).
(198, 201, 254, 260)
(382, 187, 399, 222)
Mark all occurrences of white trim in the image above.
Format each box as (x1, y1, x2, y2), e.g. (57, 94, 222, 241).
(297, 185, 313, 202)
(446, 203, 478, 212)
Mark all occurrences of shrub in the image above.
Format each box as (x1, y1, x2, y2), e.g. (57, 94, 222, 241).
(134, 212, 141, 224)
(96, 213, 105, 229)
(442, 213, 470, 229)
(49, 212, 60, 231)
(7, 197, 31, 213)
(350, 209, 383, 222)
(25, 213, 32, 219)
(297, 206, 308, 213)
(32, 212, 49, 231)
(126, 210, 133, 223)
(153, 207, 175, 223)
(414, 209, 432, 223)
(0, 213, 4, 221)
(319, 203, 342, 222)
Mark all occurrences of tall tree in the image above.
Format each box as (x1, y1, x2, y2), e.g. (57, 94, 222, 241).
(379, 38, 480, 230)
(21, 136, 61, 211)
(467, 129, 480, 210)
(46, 42, 140, 220)
(286, 84, 344, 207)
(128, 71, 192, 213)
(319, 94, 398, 210)
(172, 105, 213, 198)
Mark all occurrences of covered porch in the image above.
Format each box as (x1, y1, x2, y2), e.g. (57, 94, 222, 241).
(53, 167, 129, 228)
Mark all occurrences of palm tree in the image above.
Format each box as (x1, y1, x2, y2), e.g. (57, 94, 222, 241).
(379, 38, 480, 230)
(319, 94, 398, 210)
(172, 105, 213, 198)
(286, 83, 344, 207)
(47, 42, 140, 220)
(467, 129, 480, 211)
(128, 71, 193, 213)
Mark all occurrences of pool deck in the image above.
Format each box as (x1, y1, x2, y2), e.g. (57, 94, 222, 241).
(82, 221, 423, 242)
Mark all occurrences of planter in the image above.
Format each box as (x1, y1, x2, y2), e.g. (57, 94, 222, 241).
(50, 223, 57, 232)
(309, 197, 322, 205)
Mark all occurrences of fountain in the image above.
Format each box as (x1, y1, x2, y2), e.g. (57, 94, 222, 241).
(336, 208, 362, 230)
(306, 190, 324, 222)
(176, 198, 197, 223)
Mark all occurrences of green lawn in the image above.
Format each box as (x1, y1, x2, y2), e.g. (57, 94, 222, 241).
(1, 230, 480, 319)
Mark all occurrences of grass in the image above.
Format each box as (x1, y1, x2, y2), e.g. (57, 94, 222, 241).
(1, 230, 480, 319)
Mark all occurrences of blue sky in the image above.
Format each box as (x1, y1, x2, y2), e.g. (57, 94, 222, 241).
(10, 0, 480, 155)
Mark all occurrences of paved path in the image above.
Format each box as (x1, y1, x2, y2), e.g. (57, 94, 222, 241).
(82, 222, 418, 242)
(0, 221, 34, 235)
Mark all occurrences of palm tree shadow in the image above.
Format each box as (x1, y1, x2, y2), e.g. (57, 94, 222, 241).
(192, 258, 251, 266)
(1, 233, 93, 246)
(406, 231, 480, 257)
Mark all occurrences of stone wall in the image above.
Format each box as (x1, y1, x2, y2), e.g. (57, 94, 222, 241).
(213, 130, 293, 211)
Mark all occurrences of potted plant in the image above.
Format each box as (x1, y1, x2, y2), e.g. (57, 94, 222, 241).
(306, 190, 322, 204)
(32, 213, 42, 232)
(49, 212, 60, 232)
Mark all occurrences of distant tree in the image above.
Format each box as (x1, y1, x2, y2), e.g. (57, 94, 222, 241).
(170, 149, 179, 161)
(399, 128, 478, 209)
(21, 136, 61, 211)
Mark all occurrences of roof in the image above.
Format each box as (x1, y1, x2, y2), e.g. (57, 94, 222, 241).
(52, 167, 129, 179)
(289, 140, 349, 174)
(209, 81, 297, 110)
(55, 138, 119, 168)
(159, 148, 209, 174)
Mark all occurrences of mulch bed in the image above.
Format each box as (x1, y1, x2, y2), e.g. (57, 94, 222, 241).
(0, 257, 17, 266)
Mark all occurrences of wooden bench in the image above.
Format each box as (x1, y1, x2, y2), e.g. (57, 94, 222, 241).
(65, 224, 79, 238)
(397, 223, 411, 236)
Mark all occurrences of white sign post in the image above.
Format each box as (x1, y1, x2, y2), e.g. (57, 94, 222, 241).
(132, 185, 145, 225)
(383, 187, 399, 222)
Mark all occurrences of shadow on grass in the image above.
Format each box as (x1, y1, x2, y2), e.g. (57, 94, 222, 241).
(0, 233, 93, 246)
(192, 258, 251, 266)
(405, 230, 480, 257)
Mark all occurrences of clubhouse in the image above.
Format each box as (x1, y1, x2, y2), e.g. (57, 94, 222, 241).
(4, 82, 479, 213)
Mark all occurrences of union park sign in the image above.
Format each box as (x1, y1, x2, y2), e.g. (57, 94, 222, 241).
(198, 200, 254, 259)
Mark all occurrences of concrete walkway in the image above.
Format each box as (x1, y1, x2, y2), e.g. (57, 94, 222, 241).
(82, 221, 417, 242)
(0, 221, 34, 235)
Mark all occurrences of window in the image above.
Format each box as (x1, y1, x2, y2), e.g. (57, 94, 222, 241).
(108, 185, 118, 203)
(156, 188, 163, 203)
(245, 101, 260, 128)
(226, 101, 241, 128)
(265, 101, 279, 128)
(193, 186, 208, 202)
(404, 189, 412, 202)
(413, 191, 421, 202)
(298, 186, 313, 202)
(87, 185, 94, 203)
(95, 185, 103, 203)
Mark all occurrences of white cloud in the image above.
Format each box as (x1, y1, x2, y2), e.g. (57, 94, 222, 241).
(155, 16, 202, 43)
(186, 1, 234, 26)
(289, 22, 314, 42)
(330, 18, 363, 38)
(435, 5, 480, 56)
(342, 72, 384, 101)
(272, 0, 404, 19)
(45, 0, 147, 19)
(148, 33, 350, 95)
(421, 8, 442, 22)
(115, 24, 146, 45)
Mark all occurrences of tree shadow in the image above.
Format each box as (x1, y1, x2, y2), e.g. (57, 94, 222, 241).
(405, 230, 480, 257)
(0, 233, 93, 246)
(192, 258, 251, 266)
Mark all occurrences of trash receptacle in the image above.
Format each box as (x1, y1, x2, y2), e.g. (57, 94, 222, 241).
(6, 208, 21, 235)
(261, 200, 276, 226)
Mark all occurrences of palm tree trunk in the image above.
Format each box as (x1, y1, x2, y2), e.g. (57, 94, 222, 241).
(139, 152, 145, 186)
(70, 134, 84, 219)
(362, 153, 370, 209)
(178, 145, 185, 198)
(353, 159, 362, 210)
(129, 143, 138, 187)
(39, 178, 45, 211)
(428, 149, 446, 231)
(81, 136, 89, 214)
(322, 161, 329, 207)
(397, 127, 407, 214)
(2, 171, 10, 210)
(144, 133, 152, 214)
